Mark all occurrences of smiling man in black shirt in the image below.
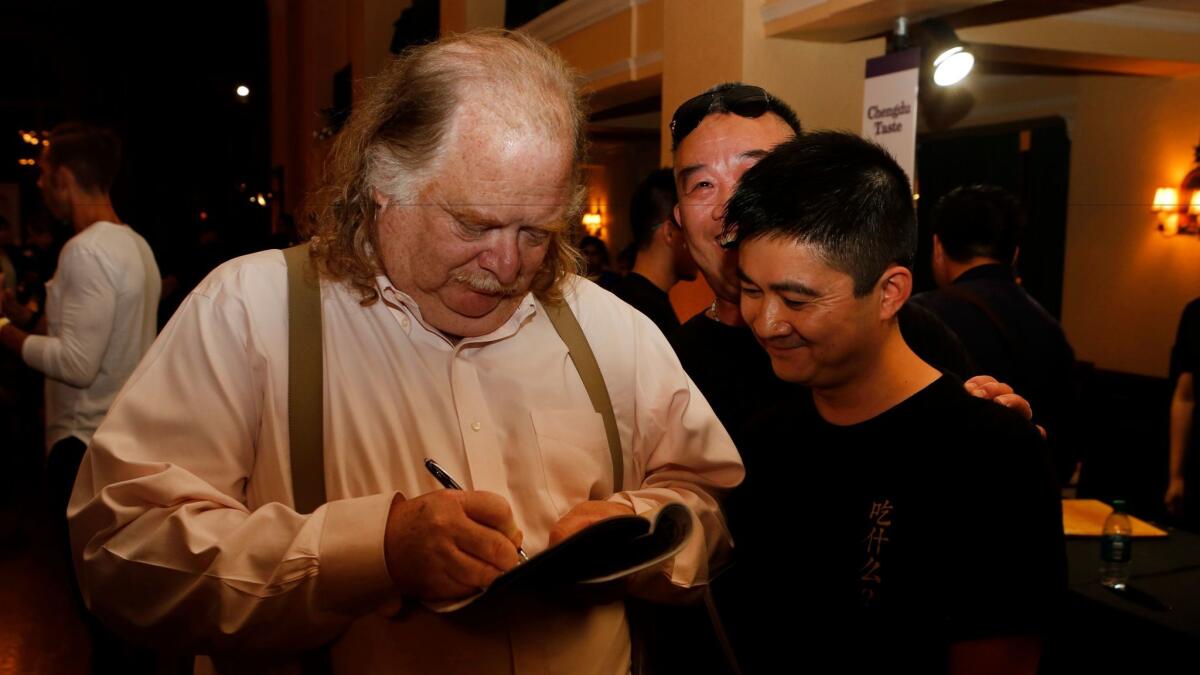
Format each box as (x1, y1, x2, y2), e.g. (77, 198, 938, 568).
(723, 131, 1066, 675)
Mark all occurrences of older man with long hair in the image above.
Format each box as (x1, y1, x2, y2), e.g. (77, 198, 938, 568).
(69, 30, 741, 675)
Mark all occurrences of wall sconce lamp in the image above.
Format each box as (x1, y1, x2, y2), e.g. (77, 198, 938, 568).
(1155, 144, 1200, 237)
(581, 209, 604, 238)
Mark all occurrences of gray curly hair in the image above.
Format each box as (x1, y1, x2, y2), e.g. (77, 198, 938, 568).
(303, 29, 588, 305)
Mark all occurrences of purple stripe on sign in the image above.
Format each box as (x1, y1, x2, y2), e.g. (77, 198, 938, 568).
(865, 48, 921, 78)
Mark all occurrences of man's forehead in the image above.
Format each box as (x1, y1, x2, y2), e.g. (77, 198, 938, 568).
(446, 120, 569, 165)
(674, 112, 794, 159)
(742, 237, 846, 281)
(432, 112, 574, 204)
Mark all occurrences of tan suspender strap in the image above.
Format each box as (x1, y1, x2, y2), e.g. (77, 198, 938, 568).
(283, 243, 327, 514)
(542, 299, 624, 493)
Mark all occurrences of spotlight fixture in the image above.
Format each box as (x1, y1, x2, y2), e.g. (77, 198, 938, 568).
(922, 19, 974, 87)
(236, 85, 250, 98)
(889, 17, 975, 87)
(888, 16, 977, 131)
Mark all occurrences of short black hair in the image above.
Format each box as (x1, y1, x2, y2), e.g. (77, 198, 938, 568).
(930, 184, 1023, 264)
(45, 122, 122, 194)
(724, 130, 916, 297)
(629, 168, 677, 251)
(670, 82, 802, 150)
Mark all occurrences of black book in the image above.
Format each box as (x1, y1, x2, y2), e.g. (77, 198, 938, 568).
(429, 502, 694, 612)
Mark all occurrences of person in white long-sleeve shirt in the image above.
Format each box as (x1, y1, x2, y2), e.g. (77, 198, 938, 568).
(67, 31, 742, 675)
(0, 122, 160, 672)
(1, 122, 160, 496)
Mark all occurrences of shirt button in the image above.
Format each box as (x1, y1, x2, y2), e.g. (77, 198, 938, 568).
(401, 317, 410, 329)
(471, 421, 482, 431)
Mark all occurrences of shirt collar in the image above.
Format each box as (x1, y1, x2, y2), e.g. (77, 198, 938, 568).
(953, 263, 1013, 284)
(374, 275, 539, 345)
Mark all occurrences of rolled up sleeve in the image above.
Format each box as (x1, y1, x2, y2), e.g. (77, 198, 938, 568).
(68, 277, 395, 652)
(600, 305, 745, 594)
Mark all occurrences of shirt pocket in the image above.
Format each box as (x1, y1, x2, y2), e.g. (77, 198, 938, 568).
(529, 409, 613, 515)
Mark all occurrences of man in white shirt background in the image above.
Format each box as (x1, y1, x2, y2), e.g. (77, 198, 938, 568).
(68, 30, 740, 675)
(0, 121, 161, 672)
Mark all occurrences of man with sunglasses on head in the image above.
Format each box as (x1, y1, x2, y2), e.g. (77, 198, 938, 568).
(668, 83, 1015, 450)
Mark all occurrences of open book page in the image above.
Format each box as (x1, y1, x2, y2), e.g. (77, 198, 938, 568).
(425, 502, 694, 613)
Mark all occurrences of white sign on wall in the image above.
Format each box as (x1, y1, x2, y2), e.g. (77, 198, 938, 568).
(862, 48, 920, 185)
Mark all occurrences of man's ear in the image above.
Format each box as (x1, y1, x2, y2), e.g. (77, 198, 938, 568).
(877, 265, 912, 321)
(57, 165, 82, 196)
(660, 219, 679, 245)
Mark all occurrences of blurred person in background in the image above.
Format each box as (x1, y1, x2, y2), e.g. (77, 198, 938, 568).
(612, 168, 697, 336)
(0, 122, 160, 673)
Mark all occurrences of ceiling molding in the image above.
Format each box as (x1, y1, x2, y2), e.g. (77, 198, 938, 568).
(761, 0, 826, 25)
(520, 0, 652, 45)
(1058, 4, 1200, 34)
(972, 42, 1200, 77)
(584, 50, 662, 85)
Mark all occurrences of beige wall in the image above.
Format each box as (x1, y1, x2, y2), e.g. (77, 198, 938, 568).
(945, 10, 1200, 375)
(267, 0, 1200, 365)
(660, 0, 746, 164)
(743, 0, 884, 133)
(441, 0, 504, 34)
(961, 13, 1200, 65)
(945, 75, 1079, 132)
(1061, 74, 1200, 377)
(914, 69, 1200, 377)
(737, 0, 1200, 377)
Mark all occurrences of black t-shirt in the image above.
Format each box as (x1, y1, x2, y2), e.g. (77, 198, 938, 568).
(612, 272, 681, 337)
(670, 310, 800, 449)
(717, 375, 1066, 674)
(1171, 298, 1200, 383)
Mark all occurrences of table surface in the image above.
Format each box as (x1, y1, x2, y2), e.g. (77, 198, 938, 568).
(1067, 526, 1200, 638)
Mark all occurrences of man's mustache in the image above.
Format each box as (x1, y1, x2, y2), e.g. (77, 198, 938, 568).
(453, 271, 521, 296)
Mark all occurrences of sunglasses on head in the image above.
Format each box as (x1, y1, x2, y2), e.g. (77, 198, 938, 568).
(669, 85, 772, 148)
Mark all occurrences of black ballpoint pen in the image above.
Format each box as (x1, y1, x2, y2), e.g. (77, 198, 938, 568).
(424, 458, 529, 562)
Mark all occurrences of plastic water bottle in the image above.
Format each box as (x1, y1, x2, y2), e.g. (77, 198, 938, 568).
(1100, 499, 1133, 590)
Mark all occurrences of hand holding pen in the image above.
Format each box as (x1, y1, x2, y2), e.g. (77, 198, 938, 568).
(381, 462, 526, 599)
(426, 458, 529, 562)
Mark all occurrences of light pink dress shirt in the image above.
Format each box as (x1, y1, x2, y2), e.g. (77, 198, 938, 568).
(69, 250, 744, 675)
